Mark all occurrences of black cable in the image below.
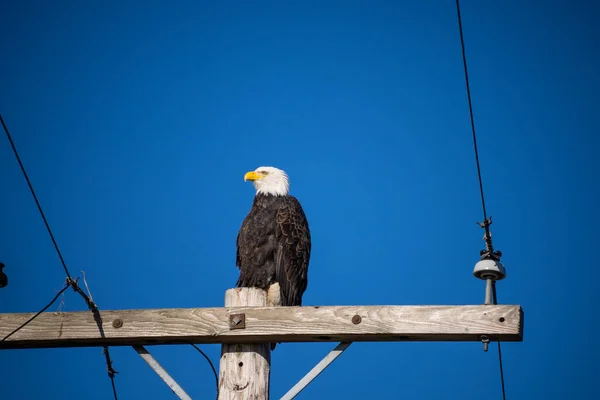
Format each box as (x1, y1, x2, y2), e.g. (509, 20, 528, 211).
(104, 346, 119, 400)
(190, 344, 219, 399)
(0, 114, 73, 280)
(455, 2, 507, 399)
(454, 0, 490, 228)
(109, 376, 119, 400)
(70, 279, 119, 400)
(0, 282, 71, 344)
(497, 340, 506, 399)
(1, 114, 118, 400)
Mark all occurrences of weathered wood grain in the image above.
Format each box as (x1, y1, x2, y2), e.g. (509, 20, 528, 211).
(218, 288, 270, 400)
(0, 304, 523, 349)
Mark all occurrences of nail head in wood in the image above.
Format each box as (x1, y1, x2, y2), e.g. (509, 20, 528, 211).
(352, 315, 362, 324)
(112, 318, 123, 329)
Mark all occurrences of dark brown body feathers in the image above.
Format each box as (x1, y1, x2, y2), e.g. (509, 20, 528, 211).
(236, 193, 311, 306)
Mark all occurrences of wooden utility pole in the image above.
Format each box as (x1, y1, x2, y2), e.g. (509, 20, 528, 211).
(218, 288, 270, 400)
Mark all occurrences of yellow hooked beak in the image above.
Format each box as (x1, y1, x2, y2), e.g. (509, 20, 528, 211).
(244, 171, 266, 182)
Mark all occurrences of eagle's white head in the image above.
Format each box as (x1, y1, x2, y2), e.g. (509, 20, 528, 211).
(244, 166, 290, 196)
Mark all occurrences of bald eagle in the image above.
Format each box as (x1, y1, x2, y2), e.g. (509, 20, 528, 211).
(236, 166, 311, 309)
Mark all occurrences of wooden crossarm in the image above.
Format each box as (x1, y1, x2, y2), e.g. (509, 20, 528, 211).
(0, 304, 523, 350)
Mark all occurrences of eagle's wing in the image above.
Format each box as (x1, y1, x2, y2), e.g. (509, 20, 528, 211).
(275, 196, 311, 306)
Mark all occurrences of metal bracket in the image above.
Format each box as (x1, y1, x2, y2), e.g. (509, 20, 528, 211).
(133, 345, 192, 400)
(280, 342, 352, 400)
(229, 313, 246, 330)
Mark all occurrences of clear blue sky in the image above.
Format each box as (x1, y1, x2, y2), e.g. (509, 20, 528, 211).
(1, 1, 598, 399)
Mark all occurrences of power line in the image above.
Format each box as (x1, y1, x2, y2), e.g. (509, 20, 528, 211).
(1, 114, 119, 400)
(190, 344, 219, 400)
(0, 280, 120, 399)
(454, 0, 489, 226)
(71, 279, 120, 398)
(454, 2, 507, 400)
(104, 346, 120, 400)
(0, 114, 73, 281)
(0, 281, 71, 344)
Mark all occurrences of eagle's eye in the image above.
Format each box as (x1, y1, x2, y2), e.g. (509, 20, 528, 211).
(260, 171, 269, 175)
